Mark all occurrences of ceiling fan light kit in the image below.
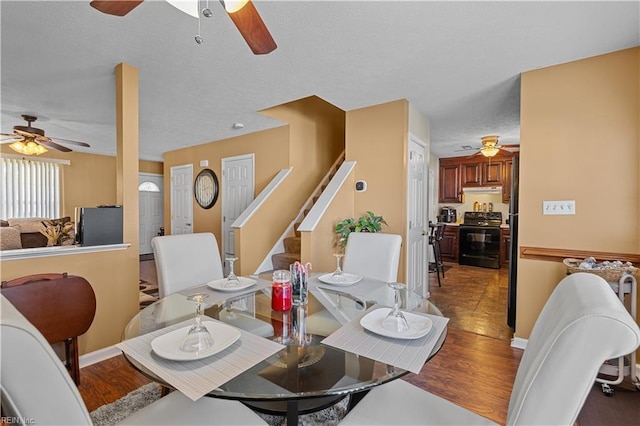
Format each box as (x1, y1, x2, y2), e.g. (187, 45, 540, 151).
(9, 140, 48, 156)
(480, 146, 500, 157)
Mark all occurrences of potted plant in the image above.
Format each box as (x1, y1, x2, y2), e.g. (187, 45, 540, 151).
(335, 211, 387, 249)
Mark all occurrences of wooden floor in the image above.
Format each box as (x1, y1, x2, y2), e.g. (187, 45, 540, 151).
(428, 262, 514, 342)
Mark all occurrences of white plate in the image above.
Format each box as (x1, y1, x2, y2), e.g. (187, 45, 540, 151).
(151, 321, 241, 361)
(360, 308, 433, 340)
(318, 273, 362, 286)
(207, 277, 257, 292)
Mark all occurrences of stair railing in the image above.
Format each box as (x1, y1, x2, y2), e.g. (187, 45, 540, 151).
(254, 151, 346, 274)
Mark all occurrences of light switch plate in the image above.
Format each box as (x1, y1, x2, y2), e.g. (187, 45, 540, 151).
(543, 200, 576, 215)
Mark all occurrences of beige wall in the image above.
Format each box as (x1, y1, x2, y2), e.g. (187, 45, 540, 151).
(162, 95, 346, 273)
(346, 99, 409, 281)
(517, 47, 639, 338)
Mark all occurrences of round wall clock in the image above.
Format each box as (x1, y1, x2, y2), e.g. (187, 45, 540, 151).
(194, 168, 219, 209)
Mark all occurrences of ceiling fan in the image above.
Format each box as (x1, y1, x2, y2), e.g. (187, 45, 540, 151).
(466, 135, 519, 158)
(89, 0, 277, 55)
(1, 115, 91, 156)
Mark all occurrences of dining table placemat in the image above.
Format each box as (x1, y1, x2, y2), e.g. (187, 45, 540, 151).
(321, 305, 449, 374)
(117, 317, 285, 401)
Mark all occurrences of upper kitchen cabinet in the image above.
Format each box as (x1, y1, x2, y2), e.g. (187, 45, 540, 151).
(439, 152, 516, 203)
(439, 161, 462, 203)
(502, 159, 513, 203)
(460, 161, 502, 187)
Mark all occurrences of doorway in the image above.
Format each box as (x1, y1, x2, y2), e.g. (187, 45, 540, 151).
(170, 164, 193, 235)
(406, 135, 428, 297)
(138, 173, 163, 255)
(221, 154, 255, 274)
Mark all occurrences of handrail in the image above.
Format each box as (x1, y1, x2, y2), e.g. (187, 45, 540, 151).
(298, 160, 356, 232)
(231, 168, 293, 229)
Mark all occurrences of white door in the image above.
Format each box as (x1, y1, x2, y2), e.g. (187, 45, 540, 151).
(138, 173, 164, 254)
(222, 154, 255, 274)
(170, 164, 193, 235)
(407, 135, 428, 297)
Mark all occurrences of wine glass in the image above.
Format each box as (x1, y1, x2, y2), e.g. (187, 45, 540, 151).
(180, 293, 214, 353)
(381, 282, 410, 332)
(331, 253, 346, 282)
(224, 257, 241, 288)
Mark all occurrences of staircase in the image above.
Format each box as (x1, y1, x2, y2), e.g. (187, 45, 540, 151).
(270, 204, 315, 270)
(270, 153, 344, 271)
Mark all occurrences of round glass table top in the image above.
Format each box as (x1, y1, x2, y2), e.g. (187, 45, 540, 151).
(122, 275, 446, 402)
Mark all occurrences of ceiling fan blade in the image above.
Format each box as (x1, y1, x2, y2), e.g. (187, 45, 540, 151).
(42, 136, 91, 148)
(466, 150, 484, 158)
(90, 0, 144, 16)
(226, 1, 277, 55)
(37, 138, 73, 153)
(1, 133, 24, 143)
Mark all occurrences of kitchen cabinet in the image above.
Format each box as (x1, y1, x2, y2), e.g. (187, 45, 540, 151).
(461, 161, 502, 187)
(501, 227, 511, 266)
(461, 162, 482, 187)
(502, 159, 513, 203)
(439, 163, 462, 203)
(440, 225, 459, 262)
(483, 161, 502, 185)
(438, 152, 515, 203)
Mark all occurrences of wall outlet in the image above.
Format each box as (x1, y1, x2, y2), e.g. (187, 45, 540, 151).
(543, 200, 576, 215)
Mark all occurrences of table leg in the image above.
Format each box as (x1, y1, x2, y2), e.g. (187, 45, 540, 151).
(286, 400, 298, 426)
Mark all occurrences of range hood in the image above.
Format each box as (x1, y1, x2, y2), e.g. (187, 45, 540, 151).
(462, 186, 502, 194)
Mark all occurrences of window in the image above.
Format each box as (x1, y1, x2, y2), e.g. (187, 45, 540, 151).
(138, 181, 160, 192)
(1, 156, 64, 219)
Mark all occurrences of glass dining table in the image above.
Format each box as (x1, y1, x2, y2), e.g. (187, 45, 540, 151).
(122, 274, 446, 426)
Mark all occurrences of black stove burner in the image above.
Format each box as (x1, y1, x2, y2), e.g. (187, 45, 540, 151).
(462, 211, 503, 227)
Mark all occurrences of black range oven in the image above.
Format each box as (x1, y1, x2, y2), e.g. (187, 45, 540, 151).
(459, 212, 503, 269)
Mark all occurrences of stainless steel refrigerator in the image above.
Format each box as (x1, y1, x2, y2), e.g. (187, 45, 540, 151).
(507, 156, 519, 330)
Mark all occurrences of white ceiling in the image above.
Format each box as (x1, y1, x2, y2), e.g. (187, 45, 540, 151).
(1, 1, 638, 161)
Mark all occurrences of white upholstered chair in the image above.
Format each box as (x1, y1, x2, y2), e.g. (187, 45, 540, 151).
(340, 272, 640, 425)
(342, 232, 402, 282)
(151, 232, 224, 298)
(0, 295, 267, 426)
(151, 232, 273, 337)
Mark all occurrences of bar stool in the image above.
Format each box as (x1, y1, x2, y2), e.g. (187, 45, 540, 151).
(428, 222, 445, 287)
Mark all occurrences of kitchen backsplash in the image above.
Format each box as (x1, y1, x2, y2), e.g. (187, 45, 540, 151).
(438, 193, 509, 224)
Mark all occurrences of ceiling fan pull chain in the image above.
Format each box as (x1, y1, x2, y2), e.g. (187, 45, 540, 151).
(202, 0, 212, 18)
(195, 0, 204, 44)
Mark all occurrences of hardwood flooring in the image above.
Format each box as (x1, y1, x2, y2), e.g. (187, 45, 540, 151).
(428, 262, 513, 342)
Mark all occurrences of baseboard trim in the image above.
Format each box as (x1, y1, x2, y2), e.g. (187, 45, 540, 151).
(79, 345, 121, 368)
(511, 337, 528, 350)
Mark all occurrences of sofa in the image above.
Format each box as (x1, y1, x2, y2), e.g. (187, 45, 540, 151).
(0, 217, 73, 250)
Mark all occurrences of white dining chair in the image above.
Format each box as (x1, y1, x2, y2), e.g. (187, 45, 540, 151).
(0, 295, 268, 426)
(340, 272, 640, 425)
(342, 232, 402, 282)
(151, 232, 274, 337)
(152, 232, 224, 298)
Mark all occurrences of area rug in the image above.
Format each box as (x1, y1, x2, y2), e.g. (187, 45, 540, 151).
(89, 382, 348, 426)
(90, 383, 162, 426)
(139, 280, 159, 309)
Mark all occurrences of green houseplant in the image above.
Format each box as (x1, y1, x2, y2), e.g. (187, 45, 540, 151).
(335, 211, 387, 249)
